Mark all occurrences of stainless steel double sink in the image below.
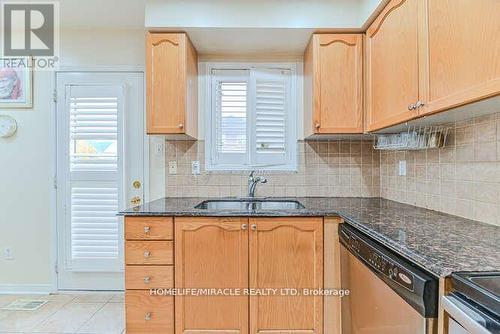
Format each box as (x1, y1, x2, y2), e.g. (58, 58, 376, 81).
(195, 198, 305, 211)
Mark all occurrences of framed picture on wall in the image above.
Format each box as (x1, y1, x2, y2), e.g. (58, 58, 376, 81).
(0, 57, 33, 108)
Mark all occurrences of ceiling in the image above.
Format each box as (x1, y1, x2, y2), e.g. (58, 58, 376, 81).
(54, 0, 386, 56)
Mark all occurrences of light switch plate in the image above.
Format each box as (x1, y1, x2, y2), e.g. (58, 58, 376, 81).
(398, 160, 407, 176)
(4, 247, 13, 260)
(191, 161, 200, 175)
(168, 161, 177, 175)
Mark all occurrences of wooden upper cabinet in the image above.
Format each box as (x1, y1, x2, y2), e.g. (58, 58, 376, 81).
(365, 0, 421, 131)
(175, 217, 249, 334)
(249, 217, 323, 334)
(420, 0, 500, 116)
(146, 32, 198, 137)
(304, 34, 363, 136)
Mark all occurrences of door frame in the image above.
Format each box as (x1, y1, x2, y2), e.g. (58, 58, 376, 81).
(51, 66, 150, 291)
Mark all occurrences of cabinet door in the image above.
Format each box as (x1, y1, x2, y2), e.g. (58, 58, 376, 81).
(146, 33, 186, 134)
(175, 217, 249, 334)
(420, 0, 500, 116)
(315, 34, 363, 134)
(249, 217, 323, 334)
(366, 0, 421, 131)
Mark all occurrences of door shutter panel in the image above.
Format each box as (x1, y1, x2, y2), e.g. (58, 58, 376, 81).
(252, 69, 291, 166)
(71, 184, 119, 267)
(65, 85, 124, 271)
(69, 95, 119, 171)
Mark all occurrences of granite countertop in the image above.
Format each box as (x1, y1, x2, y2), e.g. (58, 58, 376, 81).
(120, 197, 500, 278)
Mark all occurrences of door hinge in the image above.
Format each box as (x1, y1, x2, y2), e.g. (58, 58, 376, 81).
(53, 90, 57, 103)
(54, 263, 59, 274)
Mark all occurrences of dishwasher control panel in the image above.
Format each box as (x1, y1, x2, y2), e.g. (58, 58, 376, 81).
(341, 228, 415, 292)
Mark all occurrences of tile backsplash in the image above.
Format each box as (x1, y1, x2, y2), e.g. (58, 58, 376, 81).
(164, 112, 500, 226)
(380, 112, 500, 226)
(165, 140, 380, 198)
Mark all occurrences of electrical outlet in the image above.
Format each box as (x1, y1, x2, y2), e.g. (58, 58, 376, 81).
(399, 160, 407, 176)
(191, 161, 200, 175)
(154, 142, 164, 157)
(168, 161, 177, 175)
(4, 247, 13, 260)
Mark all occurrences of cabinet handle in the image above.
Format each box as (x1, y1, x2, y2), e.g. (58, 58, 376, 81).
(144, 276, 151, 284)
(241, 224, 248, 230)
(178, 123, 184, 129)
(251, 224, 257, 231)
(143, 251, 151, 258)
(315, 123, 320, 129)
(415, 100, 425, 109)
(144, 226, 151, 233)
(145, 312, 152, 321)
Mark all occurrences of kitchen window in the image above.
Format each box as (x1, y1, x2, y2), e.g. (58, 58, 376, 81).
(206, 64, 297, 170)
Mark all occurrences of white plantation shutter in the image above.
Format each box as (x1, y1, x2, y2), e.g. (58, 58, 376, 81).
(211, 70, 249, 166)
(65, 85, 124, 271)
(71, 185, 119, 261)
(69, 95, 118, 171)
(252, 69, 291, 166)
(208, 66, 296, 170)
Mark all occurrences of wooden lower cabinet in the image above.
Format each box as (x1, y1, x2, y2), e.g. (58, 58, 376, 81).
(249, 217, 324, 334)
(125, 216, 175, 334)
(125, 240, 174, 265)
(125, 265, 174, 290)
(174, 216, 324, 334)
(175, 217, 249, 334)
(125, 290, 174, 334)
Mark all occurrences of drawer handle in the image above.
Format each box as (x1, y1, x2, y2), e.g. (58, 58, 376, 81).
(145, 312, 152, 321)
(143, 251, 151, 258)
(144, 226, 151, 233)
(144, 276, 151, 284)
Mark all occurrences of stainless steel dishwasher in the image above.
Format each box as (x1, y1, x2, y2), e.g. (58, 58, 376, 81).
(339, 224, 438, 334)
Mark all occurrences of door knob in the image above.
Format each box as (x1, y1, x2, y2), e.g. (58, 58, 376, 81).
(315, 123, 320, 129)
(408, 104, 416, 111)
(178, 123, 184, 129)
(143, 251, 151, 258)
(241, 224, 248, 230)
(132, 180, 142, 189)
(144, 226, 151, 233)
(144, 312, 152, 321)
(251, 224, 257, 231)
(144, 276, 151, 284)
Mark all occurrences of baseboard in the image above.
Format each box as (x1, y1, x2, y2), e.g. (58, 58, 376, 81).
(0, 284, 55, 294)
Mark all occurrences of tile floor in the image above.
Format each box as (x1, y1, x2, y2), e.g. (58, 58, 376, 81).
(0, 292, 124, 334)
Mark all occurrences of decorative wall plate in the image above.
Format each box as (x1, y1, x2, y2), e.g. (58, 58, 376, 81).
(0, 115, 18, 138)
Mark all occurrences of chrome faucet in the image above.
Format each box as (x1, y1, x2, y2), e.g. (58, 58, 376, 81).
(247, 171, 268, 197)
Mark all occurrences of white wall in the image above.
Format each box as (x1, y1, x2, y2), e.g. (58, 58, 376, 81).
(0, 28, 154, 292)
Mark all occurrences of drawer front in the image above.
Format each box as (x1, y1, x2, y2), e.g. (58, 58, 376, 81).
(125, 241, 173, 265)
(126, 290, 173, 334)
(126, 265, 174, 289)
(125, 217, 173, 240)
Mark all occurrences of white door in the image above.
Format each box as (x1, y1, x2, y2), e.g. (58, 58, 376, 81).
(56, 72, 144, 290)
